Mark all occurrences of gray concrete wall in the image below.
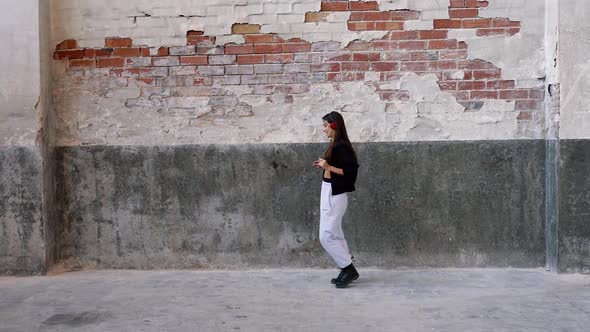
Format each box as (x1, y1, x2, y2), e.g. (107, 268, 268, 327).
(0, 148, 45, 274)
(558, 0, 590, 273)
(559, 140, 590, 273)
(55, 141, 545, 269)
(0, 0, 52, 275)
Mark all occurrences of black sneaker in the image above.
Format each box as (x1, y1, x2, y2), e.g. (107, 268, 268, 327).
(335, 263, 359, 288)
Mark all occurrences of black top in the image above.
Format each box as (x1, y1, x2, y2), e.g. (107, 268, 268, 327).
(325, 141, 359, 195)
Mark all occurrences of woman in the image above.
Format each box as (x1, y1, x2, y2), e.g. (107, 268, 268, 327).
(313, 111, 360, 288)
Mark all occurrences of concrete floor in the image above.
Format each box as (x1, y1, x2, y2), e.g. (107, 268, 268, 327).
(1, 269, 589, 332)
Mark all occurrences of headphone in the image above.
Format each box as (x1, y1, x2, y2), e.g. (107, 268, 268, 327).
(330, 122, 337, 130)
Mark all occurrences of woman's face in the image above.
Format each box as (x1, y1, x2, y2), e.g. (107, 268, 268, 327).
(323, 120, 335, 139)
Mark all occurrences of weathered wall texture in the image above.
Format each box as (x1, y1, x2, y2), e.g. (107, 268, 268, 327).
(40, 0, 59, 272)
(56, 142, 545, 269)
(0, 148, 45, 275)
(557, 0, 590, 273)
(560, 0, 590, 140)
(5, 0, 590, 274)
(0, 0, 42, 146)
(50, 0, 546, 145)
(0, 0, 49, 275)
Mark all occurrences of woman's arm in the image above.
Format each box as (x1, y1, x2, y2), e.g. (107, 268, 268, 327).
(327, 165, 344, 175)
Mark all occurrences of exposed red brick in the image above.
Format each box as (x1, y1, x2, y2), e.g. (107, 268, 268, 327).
(472, 69, 501, 79)
(97, 57, 125, 68)
(450, 0, 466, 7)
(244, 34, 278, 43)
(418, 30, 448, 39)
(434, 19, 462, 29)
(56, 39, 77, 50)
(363, 11, 392, 21)
(428, 40, 458, 49)
(477, 28, 508, 36)
(492, 18, 520, 27)
(348, 21, 376, 31)
(225, 44, 254, 54)
(321, 1, 348, 11)
(466, 0, 489, 7)
(398, 41, 427, 49)
(95, 48, 114, 57)
(375, 22, 404, 31)
(157, 47, 169, 56)
(53, 49, 86, 60)
(253, 43, 283, 54)
(70, 59, 95, 67)
(487, 80, 516, 89)
(449, 8, 479, 18)
(113, 47, 141, 57)
(508, 28, 521, 36)
(371, 40, 396, 50)
(180, 56, 208, 65)
(388, 31, 419, 40)
(437, 61, 458, 69)
(349, 1, 379, 11)
(84, 49, 96, 58)
(237, 54, 265, 64)
(353, 52, 380, 61)
(458, 81, 486, 90)
(371, 62, 398, 71)
(324, 52, 351, 61)
(105, 37, 133, 48)
(188, 35, 216, 45)
(282, 42, 311, 53)
(462, 18, 491, 28)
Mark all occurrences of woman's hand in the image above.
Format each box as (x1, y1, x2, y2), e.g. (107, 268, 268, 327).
(313, 158, 330, 170)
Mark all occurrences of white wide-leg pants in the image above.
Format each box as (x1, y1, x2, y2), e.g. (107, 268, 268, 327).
(319, 181, 352, 268)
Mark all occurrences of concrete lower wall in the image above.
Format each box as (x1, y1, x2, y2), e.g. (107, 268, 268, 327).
(559, 140, 590, 273)
(55, 141, 546, 269)
(0, 147, 45, 275)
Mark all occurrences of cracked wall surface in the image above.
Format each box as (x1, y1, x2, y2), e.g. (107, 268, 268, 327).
(51, 0, 546, 145)
(1, 0, 43, 146)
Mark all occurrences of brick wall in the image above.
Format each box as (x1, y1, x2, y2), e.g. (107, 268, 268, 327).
(51, 0, 546, 145)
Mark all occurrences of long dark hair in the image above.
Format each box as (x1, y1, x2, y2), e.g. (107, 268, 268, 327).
(322, 111, 357, 162)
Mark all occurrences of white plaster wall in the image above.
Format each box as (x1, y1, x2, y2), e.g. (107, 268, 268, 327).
(0, 0, 42, 146)
(560, 0, 590, 139)
(50, 0, 547, 145)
